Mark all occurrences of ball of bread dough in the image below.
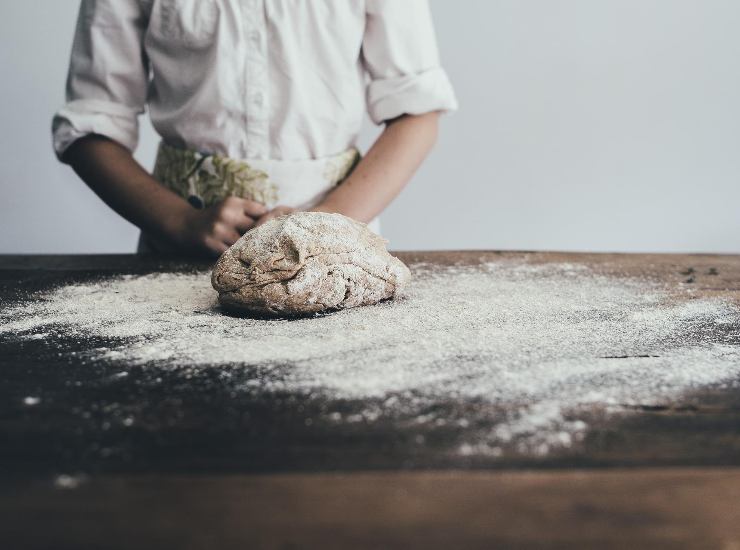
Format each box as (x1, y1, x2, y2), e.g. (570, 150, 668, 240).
(211, 212, 411, 317)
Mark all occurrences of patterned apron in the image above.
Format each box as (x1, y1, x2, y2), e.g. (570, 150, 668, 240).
(139, 142, 379, 254)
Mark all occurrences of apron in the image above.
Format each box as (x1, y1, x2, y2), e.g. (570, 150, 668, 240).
(138, 142, 380, 254)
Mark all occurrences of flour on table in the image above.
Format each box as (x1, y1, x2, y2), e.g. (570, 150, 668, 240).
(212, 212, 410, 316)
(3, 260, 740, 456)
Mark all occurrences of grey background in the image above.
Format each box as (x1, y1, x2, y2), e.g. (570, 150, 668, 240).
(1, 1, 738, 254)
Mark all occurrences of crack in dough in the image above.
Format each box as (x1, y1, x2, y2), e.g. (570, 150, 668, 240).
(211, 212, 411, 316)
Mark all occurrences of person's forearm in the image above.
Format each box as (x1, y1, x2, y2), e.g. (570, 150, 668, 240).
(313, 112, 440, 223)
(63, 135, 192, 242)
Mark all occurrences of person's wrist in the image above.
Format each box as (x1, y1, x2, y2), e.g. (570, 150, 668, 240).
(160, 202, 196, 247)
(310, 200, 339, 214)
(310, 200, 369, 222)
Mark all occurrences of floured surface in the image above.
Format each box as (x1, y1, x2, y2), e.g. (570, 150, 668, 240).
(3, 260, 740, 457)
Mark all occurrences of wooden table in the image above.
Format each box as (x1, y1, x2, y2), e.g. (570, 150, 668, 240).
(2, 252, 740, 549)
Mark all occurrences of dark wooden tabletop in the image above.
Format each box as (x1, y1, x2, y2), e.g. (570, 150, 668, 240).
(2, 252, 740, 549)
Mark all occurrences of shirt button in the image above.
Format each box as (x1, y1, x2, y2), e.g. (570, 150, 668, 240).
(253, 92, 264, 107)
(249, 30, 261, 45)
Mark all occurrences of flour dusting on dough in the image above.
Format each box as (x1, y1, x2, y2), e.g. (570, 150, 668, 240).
(212, 212, 410, 316)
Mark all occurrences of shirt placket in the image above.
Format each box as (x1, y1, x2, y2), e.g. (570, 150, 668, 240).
(241, 0, 269, 160)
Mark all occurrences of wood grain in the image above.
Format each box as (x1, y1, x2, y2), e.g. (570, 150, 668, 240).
(3, 252, 740, 473)
(3, 468, 740, 550)
(2, 253, 740, 548)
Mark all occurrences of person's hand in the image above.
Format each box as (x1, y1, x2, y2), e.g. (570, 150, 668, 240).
(253, 205, 297, 229)
(171, 196, 268, 257)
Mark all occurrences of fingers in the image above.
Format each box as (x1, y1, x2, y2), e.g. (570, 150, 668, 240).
(200, 221, 241, 258)
(242, 200, 269, 219)
(254, 206, 297, 229)
(184, 198, 265, 259)
(215, 198, 258, 235)
(212, 220, 241, 245)
(204, 237, 229, 258)
(223, 230, 241, 247)
(274, 206, 297, 215)
(253, 212, 277, 229)
(208, 200, 295, 248)
(221, 196, 268, 218)
(234, 216, 256, 235)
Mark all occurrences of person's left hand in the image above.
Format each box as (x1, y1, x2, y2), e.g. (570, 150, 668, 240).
(253, 205, 298, 229)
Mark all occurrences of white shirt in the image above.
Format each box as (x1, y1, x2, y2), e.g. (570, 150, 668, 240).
(53, 0, 458, 162)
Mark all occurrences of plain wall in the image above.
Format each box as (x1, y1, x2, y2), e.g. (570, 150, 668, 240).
(2, 1, 739, 254)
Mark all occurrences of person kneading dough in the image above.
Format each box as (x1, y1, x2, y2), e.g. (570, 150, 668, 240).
(53, 1, 458, 257)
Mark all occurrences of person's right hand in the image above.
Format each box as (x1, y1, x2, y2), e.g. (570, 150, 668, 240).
(173, 196, 268, 257)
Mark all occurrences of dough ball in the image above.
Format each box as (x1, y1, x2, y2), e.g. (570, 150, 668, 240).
(211, 212, 411, 317)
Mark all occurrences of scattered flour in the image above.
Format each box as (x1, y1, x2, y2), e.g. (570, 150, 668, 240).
(2, 260, 740, 456)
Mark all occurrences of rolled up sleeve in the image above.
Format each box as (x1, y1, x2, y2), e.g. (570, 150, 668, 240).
(362, 0, 458, 125)
(52, 0, 149, 160)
